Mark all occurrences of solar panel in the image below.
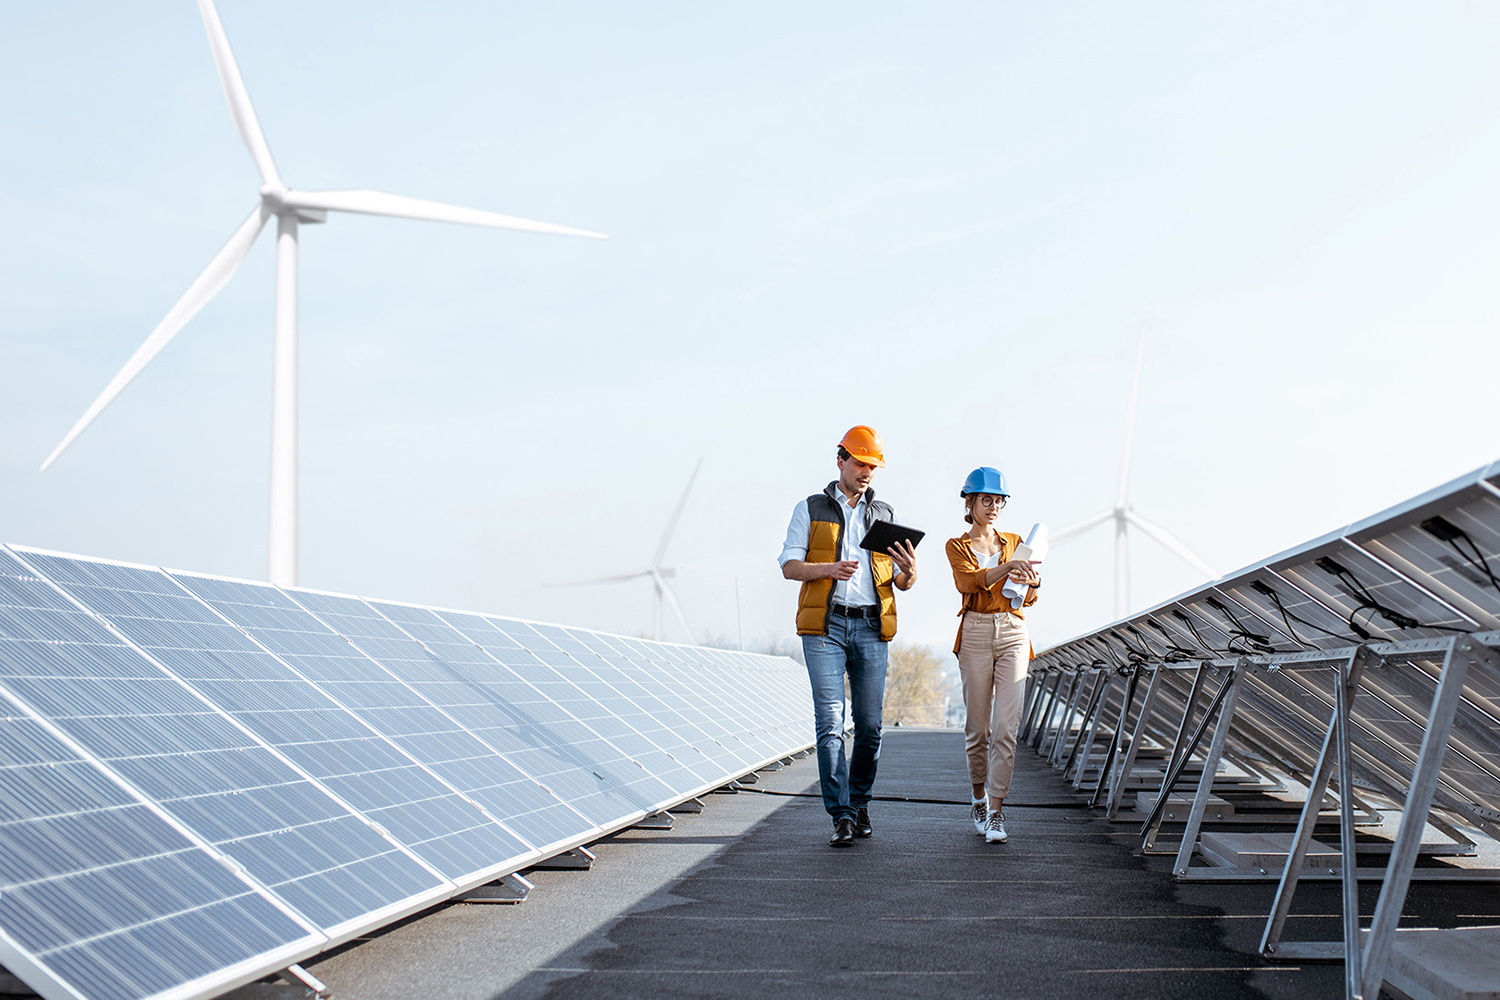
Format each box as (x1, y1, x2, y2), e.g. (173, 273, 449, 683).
(165, 574, 562, 869)
(349, 600, 652, 832)
(1030, 458, 1500, 999)
(0, 690, 319, 1000)
(429, 611, 682, 816)
(0, 541, 814, 1000)
(18, 554, 529, 893)
(1, 547, 449, 936)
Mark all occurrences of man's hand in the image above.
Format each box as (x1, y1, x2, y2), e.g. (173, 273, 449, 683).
(888, 539, 917, 590)
(887, 540, 917, 576)
(781, 559, 858, 582)
(827, 560, 859, 581)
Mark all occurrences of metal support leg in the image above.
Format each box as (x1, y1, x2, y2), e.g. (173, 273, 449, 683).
(1173, 663, 1245, 876)
(1062, 673, 1107, 780)
(1108, 665, 1163, 819)
(1050, 672, 1087, 766)
(460, 872, 534, 904)
(1260, 647, 1374, 961)
(1031, 673, 1065, 750)
(1019, 673, 1046, 743)
(529, 846, 597, 870)
(1142, 664, 1226, 849)
(1071, 674, 1114, 788)
(1359, 637, 1493, 1000)
(1093, 668, 1141, 807)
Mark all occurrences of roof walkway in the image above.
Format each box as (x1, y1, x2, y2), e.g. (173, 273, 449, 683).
(294, 726, 1493, 1000)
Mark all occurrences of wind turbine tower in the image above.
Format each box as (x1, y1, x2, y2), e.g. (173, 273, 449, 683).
(1051, 336, 1215, 618)
(40, 0, 607, 588)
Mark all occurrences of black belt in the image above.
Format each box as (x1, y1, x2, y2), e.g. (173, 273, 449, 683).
(830, 602, 879, 619)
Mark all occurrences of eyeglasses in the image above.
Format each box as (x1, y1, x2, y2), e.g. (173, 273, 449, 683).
(974, 495, 1008, 509)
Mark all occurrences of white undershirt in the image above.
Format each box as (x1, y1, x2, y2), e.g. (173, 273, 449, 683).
(975, 549, 1001, 570)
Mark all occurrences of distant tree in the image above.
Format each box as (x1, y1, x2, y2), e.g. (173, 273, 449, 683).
(883, 641, 947, 725)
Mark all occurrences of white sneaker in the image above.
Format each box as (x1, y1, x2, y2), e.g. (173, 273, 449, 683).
(984, 810, 1008, 843)
(970, 800, 987, 835)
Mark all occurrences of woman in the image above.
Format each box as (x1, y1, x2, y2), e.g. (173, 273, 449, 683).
(945, 467, 1040, 844)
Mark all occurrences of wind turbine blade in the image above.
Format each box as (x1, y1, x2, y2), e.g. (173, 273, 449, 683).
(1116, 331, 1146, 508)
(1049, 509, 1113, 545)
(653, 571, 695, 644)
(197, 0, 281, 188)
(652, 458, 702, 570)
(1126, 510, 1216, 579)
(41, 205, 269, 471)
(546, 570, 651, 586)
(284, 190, 609, 239)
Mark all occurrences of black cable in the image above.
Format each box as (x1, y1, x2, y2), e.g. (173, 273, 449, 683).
(1203, 596, 1279, 654)
(1422, 516, 1500, 597)
(1250, 579, 1358, 646)
(1145, 618, 1200, 661)
(1315, 556, 1469, 635)
(1172, 609, 1229, 654)
(1117, 627, 1154, 664)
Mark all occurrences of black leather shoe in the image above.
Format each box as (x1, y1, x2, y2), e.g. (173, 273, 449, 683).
(854, 807, 872, 838)
(829, 818, 855, 847)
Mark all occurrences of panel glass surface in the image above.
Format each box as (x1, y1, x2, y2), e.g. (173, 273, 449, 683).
(620, 638, 799, 764)
(354, 600, 653, 834)
(0, 695, 315, 1000)
(168, 577, 541, 872)
(571, 632, 759, 773)
(7, 549, 457, 929)
(491, 622, 697, 799)
(255, 588, 592, 853)
(51, 564, 528, 886)
(430, 611, 677, 817)
(523, 625, 710, 793)
(1, 548, 445, 933)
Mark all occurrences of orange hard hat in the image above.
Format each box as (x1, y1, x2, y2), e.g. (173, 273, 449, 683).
(838, 425, 885, 467)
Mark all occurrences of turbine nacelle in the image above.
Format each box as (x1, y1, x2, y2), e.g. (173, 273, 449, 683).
(259, 187, 326, 224)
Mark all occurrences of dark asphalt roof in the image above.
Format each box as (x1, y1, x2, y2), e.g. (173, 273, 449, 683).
(303, 728, 1499, 1000)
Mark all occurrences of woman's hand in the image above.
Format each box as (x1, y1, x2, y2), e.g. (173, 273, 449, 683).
(1000, 559, 1040, 587)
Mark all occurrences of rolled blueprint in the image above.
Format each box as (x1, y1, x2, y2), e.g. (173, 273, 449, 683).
(1002, 522, 1049, 609)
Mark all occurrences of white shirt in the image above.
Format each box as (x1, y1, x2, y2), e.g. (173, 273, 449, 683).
(975, 549, 1001, 570)
(777, 486, 877, 607)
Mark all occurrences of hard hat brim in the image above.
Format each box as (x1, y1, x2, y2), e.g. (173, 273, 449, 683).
(845, 451, 885, 468)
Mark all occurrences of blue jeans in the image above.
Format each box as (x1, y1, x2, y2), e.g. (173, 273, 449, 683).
(802, 613, 888, 823)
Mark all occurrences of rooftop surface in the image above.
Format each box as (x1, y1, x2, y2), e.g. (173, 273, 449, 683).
(301, 728, 1500, 1000)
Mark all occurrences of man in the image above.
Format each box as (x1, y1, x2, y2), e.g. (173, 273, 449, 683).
(778, 425, 917, 847)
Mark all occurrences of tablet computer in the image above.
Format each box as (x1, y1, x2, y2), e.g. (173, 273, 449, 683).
(859, 520, 925, 553)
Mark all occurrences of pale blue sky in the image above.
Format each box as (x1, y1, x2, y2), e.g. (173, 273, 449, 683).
(3, 1, 1499, 655)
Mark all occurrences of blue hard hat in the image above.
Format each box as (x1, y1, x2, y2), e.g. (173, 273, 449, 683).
(960, 467, 1009, 498)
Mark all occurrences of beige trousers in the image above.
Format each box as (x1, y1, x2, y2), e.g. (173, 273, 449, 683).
(958, 611, 1030, 801)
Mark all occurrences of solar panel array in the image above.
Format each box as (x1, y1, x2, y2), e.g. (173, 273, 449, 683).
(1027, 457, 1500, 1000)
(0, 545, 812, 1000)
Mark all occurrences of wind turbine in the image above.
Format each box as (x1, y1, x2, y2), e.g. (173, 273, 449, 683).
(1051, 335, 1214, 618)
(40, 0, 607, 588)
(554, 461, 702, 643)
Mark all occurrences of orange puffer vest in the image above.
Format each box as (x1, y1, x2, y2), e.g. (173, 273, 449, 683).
(794, 483, 898, 641)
